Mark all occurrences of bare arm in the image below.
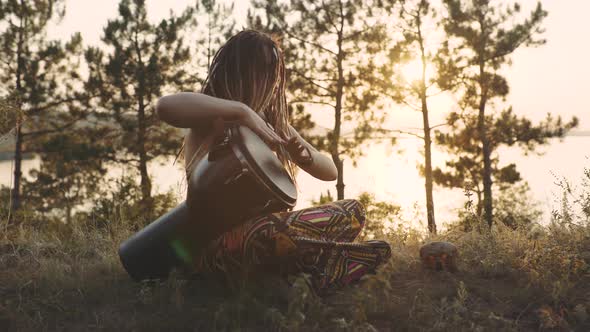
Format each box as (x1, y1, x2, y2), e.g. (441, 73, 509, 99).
(155, 92, 335, 180)
(155, 92, 245, 128)
(155, 92, 285, 146)
(287, 124, 338, 181)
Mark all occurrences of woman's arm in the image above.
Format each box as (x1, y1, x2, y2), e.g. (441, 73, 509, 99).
(155, 92, 245, 128)
(155, 92, 285, 147)
(287, 124, 338, 181)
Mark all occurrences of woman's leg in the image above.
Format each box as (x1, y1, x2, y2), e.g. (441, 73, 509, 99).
(194, 199, 391, 293)
(193, 213, 278, 281)
(280, 198, 367, 242)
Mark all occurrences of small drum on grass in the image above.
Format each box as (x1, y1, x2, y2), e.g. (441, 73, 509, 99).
(419, 241, 459, 272)
(118, 124, 298, 281)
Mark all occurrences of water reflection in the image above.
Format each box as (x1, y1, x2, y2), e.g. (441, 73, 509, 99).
(1, 137, 588, 229)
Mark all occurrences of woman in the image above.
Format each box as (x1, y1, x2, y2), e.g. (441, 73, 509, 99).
(156, 29, 391, 296)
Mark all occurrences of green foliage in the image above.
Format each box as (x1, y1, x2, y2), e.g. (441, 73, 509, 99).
(0, 0, 85, 124)
(434, 1, 577, 221)
(312, 191, 403, 241)
(551, 162, 590, 226)
(0, 0, 89, 219)
(0, 185, 10, 227)
(0, 93, 21, 141)
(194, 0, 236, 83)
(84, 0, 197, 204)
(434, 0, 570, 228)
(454, 181, 543, 231)
(78, 174, 178, 231)
(357, 191, 402, 240)
(310, 189, 335, 206)
(493, 182, 543, 229)
(20, 128, 114, 223)
(434, 107, 578, 215)
(441, 1, 549, 85)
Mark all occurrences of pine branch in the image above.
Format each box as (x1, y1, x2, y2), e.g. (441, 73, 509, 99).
(381, 128, 425, 140)
(290, 99, 336, 108)
(26, 95, 91, 116)
(291, 67, 336, 94)
(21, 112, 86, 138)
(279, 27, 337, 56)
(321, 0, 340, 33)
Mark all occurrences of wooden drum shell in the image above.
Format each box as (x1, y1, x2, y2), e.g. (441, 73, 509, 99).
(186, 125, 297, 241)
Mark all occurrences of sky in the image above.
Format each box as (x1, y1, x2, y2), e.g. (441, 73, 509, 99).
(506, 1, 590, 128)
(46, 0, 590, 132)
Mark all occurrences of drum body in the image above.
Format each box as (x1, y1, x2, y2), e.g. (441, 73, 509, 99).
(119, 124, 297, 281)
(186, 124, 298, 241)
(118, 202, 194, 281)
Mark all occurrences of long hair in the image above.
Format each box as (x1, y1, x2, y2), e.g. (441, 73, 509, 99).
(176, 29, 297, 185)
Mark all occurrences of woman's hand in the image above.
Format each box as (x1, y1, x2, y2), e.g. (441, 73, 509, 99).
(238, 105, 286, 149)
(285, 135, 313, 166)
(286, 124, 337, 181)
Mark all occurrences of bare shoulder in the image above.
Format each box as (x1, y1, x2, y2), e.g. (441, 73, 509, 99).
(184, 117, 226, 157)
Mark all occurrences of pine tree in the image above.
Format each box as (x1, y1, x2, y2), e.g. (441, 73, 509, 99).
(197, 0, 236, 78)
(434, 107, 577, 220)
(250, 0, 390, 199)
(375, 0, 451, 234)
(246, 1, 323, 152)
(437, 0, 578, 227)
(20, 123, 114, 224)
(85, 0, 197, 216)
(0, 0, 87, 223)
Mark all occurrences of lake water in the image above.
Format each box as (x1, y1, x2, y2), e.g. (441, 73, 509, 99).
(1, 136, 588, 230)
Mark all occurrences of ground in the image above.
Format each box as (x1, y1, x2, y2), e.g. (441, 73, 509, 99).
(1, 217, 589, 331)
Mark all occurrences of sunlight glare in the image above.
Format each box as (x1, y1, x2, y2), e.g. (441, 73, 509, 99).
(400, 58, 435, 84)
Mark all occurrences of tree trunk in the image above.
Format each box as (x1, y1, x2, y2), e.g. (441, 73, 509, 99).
(10, 124, 23, 223)
(477, 20, 493, 228)
(137, 103, 151, 205)
(65, 202, 72, 224)
(422, 99, 436, 234)
(134, 33, 152, 210)
(478, 92, 493, 228)
(417, 17, 436, 234)
(10, 12, 25, 224)
(333, 25, 345, 200)
(476, 189, 483, 217)
(481, 125, 493, 227)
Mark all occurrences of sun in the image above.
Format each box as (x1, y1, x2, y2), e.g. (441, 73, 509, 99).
(399, 58, 436, 85)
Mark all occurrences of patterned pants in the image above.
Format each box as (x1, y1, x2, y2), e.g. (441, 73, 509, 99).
(194, 199, 392, 295)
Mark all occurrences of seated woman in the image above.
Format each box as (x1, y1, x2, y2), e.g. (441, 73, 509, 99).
(155, 29, 391, 296)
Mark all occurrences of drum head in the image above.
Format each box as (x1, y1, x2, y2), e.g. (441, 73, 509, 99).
(231, 125, 297, 205)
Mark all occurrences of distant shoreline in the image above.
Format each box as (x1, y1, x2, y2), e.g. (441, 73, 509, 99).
(0, 129, 589, 161)
(0, 151, 35, 161)
(567, 130, 590, 137)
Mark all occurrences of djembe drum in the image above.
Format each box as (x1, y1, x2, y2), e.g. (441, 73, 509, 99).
(118, 124, 298, 281)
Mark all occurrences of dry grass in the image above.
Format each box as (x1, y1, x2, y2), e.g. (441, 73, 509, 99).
(1, 213, 590, 331)
(2, 166, 590, 331)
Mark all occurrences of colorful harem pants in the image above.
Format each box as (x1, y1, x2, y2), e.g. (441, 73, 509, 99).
(194, 199, 392, 295)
